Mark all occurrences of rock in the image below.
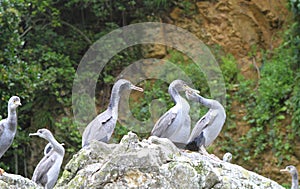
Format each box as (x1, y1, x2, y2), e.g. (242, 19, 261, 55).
(55, 132, 284, 189)
(0, 173, 42, 189)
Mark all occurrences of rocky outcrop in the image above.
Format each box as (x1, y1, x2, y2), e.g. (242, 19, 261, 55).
(0, 132, 285, 188)
(55, 132, 284, 189)
(0, 173, 42, 189)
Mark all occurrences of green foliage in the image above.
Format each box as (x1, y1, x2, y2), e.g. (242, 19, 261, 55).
(213, 28, 299, 163)
(113, 124, 130, 143)
(130, 80, 171, 123)
(102, 47, 142, 84)
(55, 117, 81, 154)
(0, 0, 77, 175)
(281, 183, 291, 189)
(0, 0, 182, 176)
(174, 1, 196, 16)
(291, 74, 300, 135)
(167, 50, 209, 94)
(65, 0, 174, 25)
(290, 0, 300, 16)
(205, 6, 300, 164)
(220, 54, 239, 84)
(236, 53, 293, 158)
(235, 25, 300, 162)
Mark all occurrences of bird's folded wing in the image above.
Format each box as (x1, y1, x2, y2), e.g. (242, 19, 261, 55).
(98, 109, 113, 124)
(32, 153, 56, 186)
(0, 119, 5, 137)
(151, 110, 177, 137)
(82, 109, 113, 146)
(188, 111, 217, 142)
(89, 115, 113, 143)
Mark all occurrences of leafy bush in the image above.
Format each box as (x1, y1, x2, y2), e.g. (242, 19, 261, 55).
(290, 0, 300, 16)
(236, 26, 299, 161)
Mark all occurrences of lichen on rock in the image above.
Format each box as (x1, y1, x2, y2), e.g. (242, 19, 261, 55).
(0, 132, 285, 188)
(54, 132, 284, 189)
(0, 173, 42, 189)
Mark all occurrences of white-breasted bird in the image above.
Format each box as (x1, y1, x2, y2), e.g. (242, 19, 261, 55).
(0, 96, 21, 175)
(280, 165, 299, 189)
(30, 128, 65, 189)
(151, 80, 199, 144)
(185, 91, 226, 158)
(82, 79, 143, 147)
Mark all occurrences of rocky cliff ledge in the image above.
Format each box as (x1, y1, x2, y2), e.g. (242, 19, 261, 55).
(55, 132, 283, 189)
(0, 173, 42, 189)
(0, 132, 284, 188)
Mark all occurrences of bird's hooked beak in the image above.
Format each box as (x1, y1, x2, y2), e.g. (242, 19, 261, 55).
(130, 84, 144, 92)
(29, 132, 39, 137)
(184, 85, 200, 94)
(280, 168, 288, 173)
(14, 101, 22, 106)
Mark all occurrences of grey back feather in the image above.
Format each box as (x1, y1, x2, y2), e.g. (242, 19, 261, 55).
(151, 110, 177, 137)
(32, 150, 57, 186)
(82, 109, 115, 147)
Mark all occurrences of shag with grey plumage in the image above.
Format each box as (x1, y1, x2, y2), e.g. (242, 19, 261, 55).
(151, 80, 199, 144)
(222, 152, 232, 163)
(185, 91, 226, 157)
(280, 165, 299, 189)
(82, 79, 143, 147)
(29, 129, 65, 189)
(0, 96, 21, 175)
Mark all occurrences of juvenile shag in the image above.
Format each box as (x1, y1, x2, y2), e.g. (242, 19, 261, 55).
(222, 152, 232, 163)
(82, 79, 143, 147)
(30, 129, 65, 189)
(0, 96, 21, 175)
(280, 165, 299, 189)
(151, 80, 199, 144)
(185, 91, 226, 157)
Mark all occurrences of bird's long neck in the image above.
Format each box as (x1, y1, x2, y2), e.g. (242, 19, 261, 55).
(7, 106, 17, 131)
(48, 135, 64, 155)
(292, 172, 299, 189)
(197, 95, 213, 109)
(108, 89, 121, 114)
(169, 87, 183, 105)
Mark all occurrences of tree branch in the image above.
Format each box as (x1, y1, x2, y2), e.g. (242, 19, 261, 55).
(61, 20, 92, 45)
(20, 26, 33, 38)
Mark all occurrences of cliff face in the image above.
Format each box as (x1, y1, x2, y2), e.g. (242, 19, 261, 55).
(169, 0, 290, 79)
(53, 132, 284, 189)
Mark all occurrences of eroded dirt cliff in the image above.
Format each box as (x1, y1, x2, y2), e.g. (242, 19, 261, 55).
(169, 0, 289, 78)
